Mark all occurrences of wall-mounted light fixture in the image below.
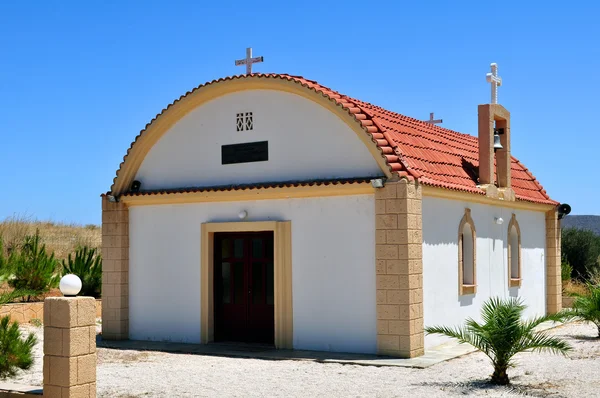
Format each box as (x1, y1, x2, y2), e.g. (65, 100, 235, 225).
(558, 203, 571, 220)
(494, 217, 504, 225)
(130, 180, 142, 192)
(238, 210, 248, 220)
(371, 178, 384, 188)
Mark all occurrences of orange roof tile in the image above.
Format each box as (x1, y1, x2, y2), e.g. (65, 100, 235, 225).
(275, 74, 556, 205)
(111, 73, 556, 206)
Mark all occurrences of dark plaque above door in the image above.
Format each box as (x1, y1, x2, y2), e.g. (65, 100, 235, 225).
(222, 141, 268, 165)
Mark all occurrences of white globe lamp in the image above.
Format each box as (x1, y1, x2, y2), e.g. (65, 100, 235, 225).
(60, 274, 82, 297)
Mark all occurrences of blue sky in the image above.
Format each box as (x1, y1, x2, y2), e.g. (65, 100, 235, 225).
(1, 1, 598, 225)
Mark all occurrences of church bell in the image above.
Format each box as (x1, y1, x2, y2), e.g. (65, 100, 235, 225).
(493, 127, 504, 151)
(493, 133, 503, 151)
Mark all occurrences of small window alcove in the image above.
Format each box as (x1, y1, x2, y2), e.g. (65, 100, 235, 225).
(458, 208, 477, 295)
(507, 214, 522, 288)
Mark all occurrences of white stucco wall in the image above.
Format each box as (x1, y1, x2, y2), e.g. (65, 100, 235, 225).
(134, 90, 383, 190)
(128, 195, 378, 354)
(422, 197, 546, 349)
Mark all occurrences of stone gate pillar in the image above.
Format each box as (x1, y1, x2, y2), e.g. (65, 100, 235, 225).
(43, 297, 97, 398)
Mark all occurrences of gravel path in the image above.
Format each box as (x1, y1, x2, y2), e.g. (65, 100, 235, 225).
(12, 322, 600, 397)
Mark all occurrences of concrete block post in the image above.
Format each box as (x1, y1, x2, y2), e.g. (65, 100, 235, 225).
(545, 210, 562, 314)
(375, 179, 425, 358)
(101, 196, 129, 340)
(43, 297, 97, 398)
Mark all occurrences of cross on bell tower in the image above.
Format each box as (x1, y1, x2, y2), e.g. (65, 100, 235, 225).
(478, 61, 513, 201)
(234, 47, 264, 75)
(486, 63, 502, 104)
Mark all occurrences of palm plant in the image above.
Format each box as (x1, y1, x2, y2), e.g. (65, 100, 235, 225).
(572, 283, 600, 337)
(425, 297, 572, 385)
(62, 246, 102, 298)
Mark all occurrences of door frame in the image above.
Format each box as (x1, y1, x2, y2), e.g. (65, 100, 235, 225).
(201, 221, 293, 348)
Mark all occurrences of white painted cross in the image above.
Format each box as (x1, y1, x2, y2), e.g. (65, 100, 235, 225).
(234, 47, 264, 75)
(425, 112, 443, 125)
(485, 63, 502, 104)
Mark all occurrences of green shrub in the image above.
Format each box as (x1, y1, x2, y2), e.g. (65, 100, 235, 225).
(572, 283, 600, 337)
(0, 315, 36, 379)
(0, 236, 11, 274)
(4, 231, 59, 301)
(0, 238, 7, 278)
(590, 267, 600, 286)
(0, 289, 37, 379)
(62, 246, 102, 298)
(561, 261, 573, 283)
(562, 228, 600, 281)
(425, 297, 572, 385)
(0, 290, 35, 306)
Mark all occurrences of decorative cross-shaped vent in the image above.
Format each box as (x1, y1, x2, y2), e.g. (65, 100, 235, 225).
(236, 112, 253, 131)
(245, 112, 253, 130)
(236, 113, 244, 131)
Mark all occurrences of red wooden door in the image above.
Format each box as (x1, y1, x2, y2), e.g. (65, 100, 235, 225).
(214, 232, 274, 344)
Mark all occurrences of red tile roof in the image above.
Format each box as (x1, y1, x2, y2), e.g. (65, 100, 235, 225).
(112, 73, 556, 205)
(273, 74, 556, 205)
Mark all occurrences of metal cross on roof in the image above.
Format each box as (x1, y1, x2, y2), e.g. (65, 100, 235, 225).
(234, 47, 264, 75)
(424, 112, 443, 125)
(486, 63, 502, 104)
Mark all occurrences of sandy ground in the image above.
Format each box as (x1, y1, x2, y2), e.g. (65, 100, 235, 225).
(11, 322, 600, 397)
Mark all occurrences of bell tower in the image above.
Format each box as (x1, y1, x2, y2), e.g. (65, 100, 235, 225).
(478, 63, 515, 201)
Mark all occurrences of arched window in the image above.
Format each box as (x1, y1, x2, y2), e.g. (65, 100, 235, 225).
(507, 214, 521, 288)
(458, 208, 476, 295)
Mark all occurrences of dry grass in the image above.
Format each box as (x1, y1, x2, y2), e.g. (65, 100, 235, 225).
(0, 214, 101, 261)
(563, 279, 590, 296)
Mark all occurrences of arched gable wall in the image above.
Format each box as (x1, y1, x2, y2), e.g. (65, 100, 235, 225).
(134, 89, 384, 190)
(110, 76, 394, 196)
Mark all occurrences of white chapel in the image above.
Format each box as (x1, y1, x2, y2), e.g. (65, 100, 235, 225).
(101, 54, 563, 358)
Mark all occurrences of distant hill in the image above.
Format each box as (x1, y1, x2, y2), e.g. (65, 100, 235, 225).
(561, 215, 600, 236)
